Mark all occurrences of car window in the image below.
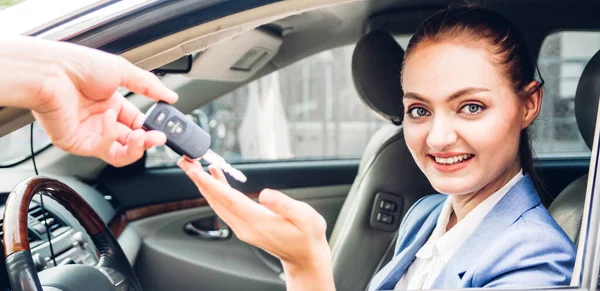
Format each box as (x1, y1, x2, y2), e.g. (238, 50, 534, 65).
(146, 43, 390, 168)
(0, 0, 154, 37)
(535, 31, 600, 157)
(0, 122, 50, 166)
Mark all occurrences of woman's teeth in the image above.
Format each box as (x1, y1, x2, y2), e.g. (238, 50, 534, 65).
(434, 154, 473, 165)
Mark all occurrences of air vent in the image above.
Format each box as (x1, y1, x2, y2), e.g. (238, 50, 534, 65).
(0, 218, 44, 248)
(28, 203, 71, 243)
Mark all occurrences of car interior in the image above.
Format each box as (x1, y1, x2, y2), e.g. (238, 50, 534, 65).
(0, 0, 600, 290)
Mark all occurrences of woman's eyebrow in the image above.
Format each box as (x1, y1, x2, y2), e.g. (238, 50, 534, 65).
(403, 87, 490, 102)
(403, 92, 428, 102)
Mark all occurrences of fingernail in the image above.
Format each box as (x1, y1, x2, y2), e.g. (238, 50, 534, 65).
(259, 189, 276, 203)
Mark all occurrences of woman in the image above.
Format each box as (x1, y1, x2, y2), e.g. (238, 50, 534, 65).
(178, 5, 576, 291)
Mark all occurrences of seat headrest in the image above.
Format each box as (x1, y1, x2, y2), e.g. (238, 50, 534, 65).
(352, 30, 406, 125)
(575, 49, 600, 149)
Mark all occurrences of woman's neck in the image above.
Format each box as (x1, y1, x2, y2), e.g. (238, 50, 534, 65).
(446, 163, 521, 231)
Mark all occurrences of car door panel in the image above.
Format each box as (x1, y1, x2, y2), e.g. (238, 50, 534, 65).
(101, 160, 356, 291)
(131, 207, 286, 291)
(100, 160, 358, 209)
(128, 182, 350, 291)
(101, 154, 590, 291)
(535, 157, 590, 204)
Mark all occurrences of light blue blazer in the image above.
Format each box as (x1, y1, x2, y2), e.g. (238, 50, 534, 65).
(368, 174, 576, 290)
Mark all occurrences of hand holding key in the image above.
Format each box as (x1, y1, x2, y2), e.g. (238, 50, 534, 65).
(0, 36, 178, 167)
(177, 158, 336, 291)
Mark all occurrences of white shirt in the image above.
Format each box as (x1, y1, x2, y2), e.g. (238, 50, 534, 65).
(394, 170, 524, 290)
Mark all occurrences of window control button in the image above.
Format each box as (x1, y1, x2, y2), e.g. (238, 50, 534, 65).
(379, 200, 397, 212)
(376, 212, 394, 224)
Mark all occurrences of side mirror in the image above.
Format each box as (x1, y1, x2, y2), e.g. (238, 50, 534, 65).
(152, 55, 192, 75)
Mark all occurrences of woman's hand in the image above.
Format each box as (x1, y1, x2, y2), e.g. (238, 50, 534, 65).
(0, 36, 178, 167)
(177, 158, 336, 291)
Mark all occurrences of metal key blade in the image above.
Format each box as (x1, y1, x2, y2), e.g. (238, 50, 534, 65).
(201, 149, 247, 183)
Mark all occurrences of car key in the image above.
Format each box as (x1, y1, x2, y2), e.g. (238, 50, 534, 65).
(143, 101, 247, 183)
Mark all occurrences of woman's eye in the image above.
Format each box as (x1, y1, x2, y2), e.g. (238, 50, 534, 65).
(460, 104, 484, 115)
(407, 107, 431, 118)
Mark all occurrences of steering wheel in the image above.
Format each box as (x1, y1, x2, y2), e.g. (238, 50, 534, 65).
(2, 176, 142, 291)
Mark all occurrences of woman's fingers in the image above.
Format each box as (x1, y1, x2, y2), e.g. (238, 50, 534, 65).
(177, 158, 265, 221)
(259, 189, 320, 229)
(208, 165, 231, 186)
(181, 158, 319, 232)
(177, 157, 194, 172)
(177, 158, 328, 264)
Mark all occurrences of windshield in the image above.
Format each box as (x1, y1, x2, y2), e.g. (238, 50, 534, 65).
(0, 122, 51, 166)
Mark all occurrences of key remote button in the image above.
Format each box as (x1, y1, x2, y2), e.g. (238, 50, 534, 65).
(165, 117, 187, 138)
(154, 109, 169, 125)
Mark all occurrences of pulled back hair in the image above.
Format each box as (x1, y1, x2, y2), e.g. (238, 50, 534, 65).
(403, 5, 545, 193)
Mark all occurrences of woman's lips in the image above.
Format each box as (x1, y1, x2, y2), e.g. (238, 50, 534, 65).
(428, 153, 474, 172)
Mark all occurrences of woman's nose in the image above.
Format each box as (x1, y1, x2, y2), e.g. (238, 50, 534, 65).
(426, 117, 458, 151)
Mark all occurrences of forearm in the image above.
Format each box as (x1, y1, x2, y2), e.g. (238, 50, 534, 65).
(0, 36, 69, 110)
(281, 246, 336, 291)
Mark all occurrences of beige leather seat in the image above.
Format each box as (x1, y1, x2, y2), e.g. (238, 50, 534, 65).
(328, 30, 435, 291)
(548, 48, 600, 245)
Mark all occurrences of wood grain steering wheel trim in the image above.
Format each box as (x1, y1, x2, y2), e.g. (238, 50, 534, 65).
(3, 176, 106, 256)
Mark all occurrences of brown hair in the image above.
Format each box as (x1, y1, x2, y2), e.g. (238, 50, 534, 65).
(403, 5, 545, 193)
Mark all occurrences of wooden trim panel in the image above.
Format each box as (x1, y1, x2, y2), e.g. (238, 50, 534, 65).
(108, 193, 259, 237)
(125, 198, 209, 221)
(108, 213, 128, 238)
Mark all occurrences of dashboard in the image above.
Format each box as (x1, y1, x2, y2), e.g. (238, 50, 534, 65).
(0, 169, 118, 290)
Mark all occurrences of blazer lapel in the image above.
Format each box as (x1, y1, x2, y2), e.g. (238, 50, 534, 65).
(371, 200, 445, 291)
(431, 174, 541, 288)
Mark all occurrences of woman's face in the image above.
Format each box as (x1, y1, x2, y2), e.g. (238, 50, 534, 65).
(402, 41, 531, 195)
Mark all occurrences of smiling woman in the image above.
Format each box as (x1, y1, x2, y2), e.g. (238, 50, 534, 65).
(371, 5, 575, 290)
(177, 4, 577, 291)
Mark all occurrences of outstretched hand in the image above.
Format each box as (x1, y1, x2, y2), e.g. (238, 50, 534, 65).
(0, 36, 178, 167)
(177, 158, 336, 291)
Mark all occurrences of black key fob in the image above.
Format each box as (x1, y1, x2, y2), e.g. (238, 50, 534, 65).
(143, 101, 211, 159)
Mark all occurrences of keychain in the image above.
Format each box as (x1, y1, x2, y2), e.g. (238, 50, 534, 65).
(143, 101, 247, 183)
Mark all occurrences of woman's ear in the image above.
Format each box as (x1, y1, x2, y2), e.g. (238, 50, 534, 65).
(521, 80, 543, 129)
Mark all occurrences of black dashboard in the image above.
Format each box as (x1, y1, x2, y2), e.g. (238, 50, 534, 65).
(0, 170, 118, 290)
